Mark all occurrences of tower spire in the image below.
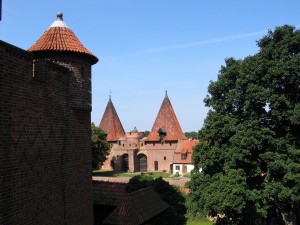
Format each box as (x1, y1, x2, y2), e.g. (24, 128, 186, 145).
(28, 12, 98, 64)
(146, 92, 187, 141)
(99, 97, 125, 142)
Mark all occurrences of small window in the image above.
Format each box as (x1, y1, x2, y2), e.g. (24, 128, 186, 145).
(181, 153, 187, 160)
(164, 156, 166, 160)
(141, 143, 144, 147)
(175, 166, 180, 170)
(153, 143, 155, 146)
(154, 161, 158, 171)
(170, 143, 172, 146)
(123, 144, 125, 147)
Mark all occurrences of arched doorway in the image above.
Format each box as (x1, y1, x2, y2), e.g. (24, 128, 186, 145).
(122, 154, 129, 172)
(138, 154, 147, 172)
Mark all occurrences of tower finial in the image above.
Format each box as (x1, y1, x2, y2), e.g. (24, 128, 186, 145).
(165, 90, 168, 98)
(57, 12, 63, 20)
(109, 90, 112, 101)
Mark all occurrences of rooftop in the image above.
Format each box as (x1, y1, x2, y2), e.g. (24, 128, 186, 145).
(28, 12, 98, 64)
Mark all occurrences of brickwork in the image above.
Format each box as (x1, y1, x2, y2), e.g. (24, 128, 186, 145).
(0, 40, 93, 224)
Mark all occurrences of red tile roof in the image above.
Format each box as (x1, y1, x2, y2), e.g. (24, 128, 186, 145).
(146, 92, 187, 141)
(174, 139, 199, 164)
(28, 12, 98, 64)
(99, 97, 126, 142)
(93, 181, 169, 225)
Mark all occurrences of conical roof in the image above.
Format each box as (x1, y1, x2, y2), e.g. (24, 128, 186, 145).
(28, 12, 98, 64)
(146, 92, 187, 141)
(99, 96, 125, 142)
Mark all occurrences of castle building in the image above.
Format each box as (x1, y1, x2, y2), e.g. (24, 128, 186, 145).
(1, 13, 97, 224)
(100, 92, 199, 174)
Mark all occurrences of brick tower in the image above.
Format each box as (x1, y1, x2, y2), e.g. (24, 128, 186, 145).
(1, 13, 97, 225)
(29, 12, 98, 110)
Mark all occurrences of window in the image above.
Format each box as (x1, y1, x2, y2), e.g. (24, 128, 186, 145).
(154, 161, 158, 171)
(175, 166, 180, 170)
(164, 156, 166, 160)
(181, 153, 187, 160)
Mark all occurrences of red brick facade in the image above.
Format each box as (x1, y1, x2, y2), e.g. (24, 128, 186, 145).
(100, 94, 198, 173)
(0, 13, 97, 225)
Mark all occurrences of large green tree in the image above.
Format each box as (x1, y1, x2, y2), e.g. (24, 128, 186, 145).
(91, 122, 110, 169)
(189, 25, 300, 225)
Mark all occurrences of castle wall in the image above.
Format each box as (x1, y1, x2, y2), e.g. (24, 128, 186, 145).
(0, 41, 93, 225)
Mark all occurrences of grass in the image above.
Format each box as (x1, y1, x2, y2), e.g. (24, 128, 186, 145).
(92, 170, 172, 178)
(187, 220, 214, 225)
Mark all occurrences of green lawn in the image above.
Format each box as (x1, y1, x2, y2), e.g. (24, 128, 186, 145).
(187, 220, 214, 225)
(92, 170, 172, 178)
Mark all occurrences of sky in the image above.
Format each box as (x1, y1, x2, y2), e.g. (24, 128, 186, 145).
(1, 1, 299, 132)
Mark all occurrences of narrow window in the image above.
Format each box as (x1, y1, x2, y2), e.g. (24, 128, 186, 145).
(154, 161, 158, 171)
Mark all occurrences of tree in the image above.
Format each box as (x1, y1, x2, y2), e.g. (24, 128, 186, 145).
(126, 175, 187, 225)
(188, 25, 300, 225)
(91, 122, 110, 169)
(144, 130, 150, 137)
(185, 131, 199, 139)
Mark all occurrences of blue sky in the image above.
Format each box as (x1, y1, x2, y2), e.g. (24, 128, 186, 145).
(1, 1, 299, 132)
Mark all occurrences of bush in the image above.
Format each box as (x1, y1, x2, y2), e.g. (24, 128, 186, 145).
(126, 176, 187, 225)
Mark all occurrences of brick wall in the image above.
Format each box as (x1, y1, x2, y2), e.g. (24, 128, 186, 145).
(0, 40, 93, 225)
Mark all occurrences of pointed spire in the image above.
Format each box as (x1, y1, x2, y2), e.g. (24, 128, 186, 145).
(28, 12, 98, 64)
(146, 92, 187, 141)
(99, 97, 125, 142)
(49, 12, 69, 28)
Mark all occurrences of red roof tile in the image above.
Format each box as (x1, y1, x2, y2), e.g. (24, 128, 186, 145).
(99, 97, 125, 142)
(28, 12, 98, 64)
(146, 92, 187, 141)
(174, 139, 199, 164)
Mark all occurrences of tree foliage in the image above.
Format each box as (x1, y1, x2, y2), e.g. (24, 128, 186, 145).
(185, 131, 199, 139)
(189, 25, 300, 225)
(91, 122, 110, 169)
(126, 175, 187, 225)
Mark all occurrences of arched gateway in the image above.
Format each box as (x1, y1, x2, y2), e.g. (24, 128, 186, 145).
(122, 154, 129, 172)
(138, 154, 147, 172)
